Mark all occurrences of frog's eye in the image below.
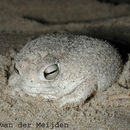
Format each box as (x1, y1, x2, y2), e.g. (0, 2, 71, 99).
(14, 64, 20, 75)
(43, 64, 59, 80)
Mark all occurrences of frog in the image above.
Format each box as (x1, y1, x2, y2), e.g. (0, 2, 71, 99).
(8, 33, 122, 107)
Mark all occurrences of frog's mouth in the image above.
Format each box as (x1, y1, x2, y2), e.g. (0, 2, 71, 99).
(12, 83, 60, 99)
(22, 86, 58, 99)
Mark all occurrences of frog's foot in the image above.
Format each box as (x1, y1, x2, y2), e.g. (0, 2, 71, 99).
(118, 54, 130, 89)
(58, 78, 98, 108)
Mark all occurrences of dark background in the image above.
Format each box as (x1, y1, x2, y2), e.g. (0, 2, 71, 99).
(0, 0, 130, 59)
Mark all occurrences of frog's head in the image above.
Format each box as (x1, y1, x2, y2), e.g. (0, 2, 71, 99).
(8, 51, 84, 100)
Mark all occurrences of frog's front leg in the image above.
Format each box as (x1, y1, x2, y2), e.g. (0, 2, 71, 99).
(58, 78, 98, 107)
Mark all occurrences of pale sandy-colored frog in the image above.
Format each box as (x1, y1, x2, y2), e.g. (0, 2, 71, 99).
(8, 33, 122, 107)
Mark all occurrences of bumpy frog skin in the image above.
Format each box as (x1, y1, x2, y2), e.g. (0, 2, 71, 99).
(8, 33, 122, 107)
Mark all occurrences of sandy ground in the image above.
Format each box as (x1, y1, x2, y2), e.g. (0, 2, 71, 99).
(0, 0, 130, 129)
